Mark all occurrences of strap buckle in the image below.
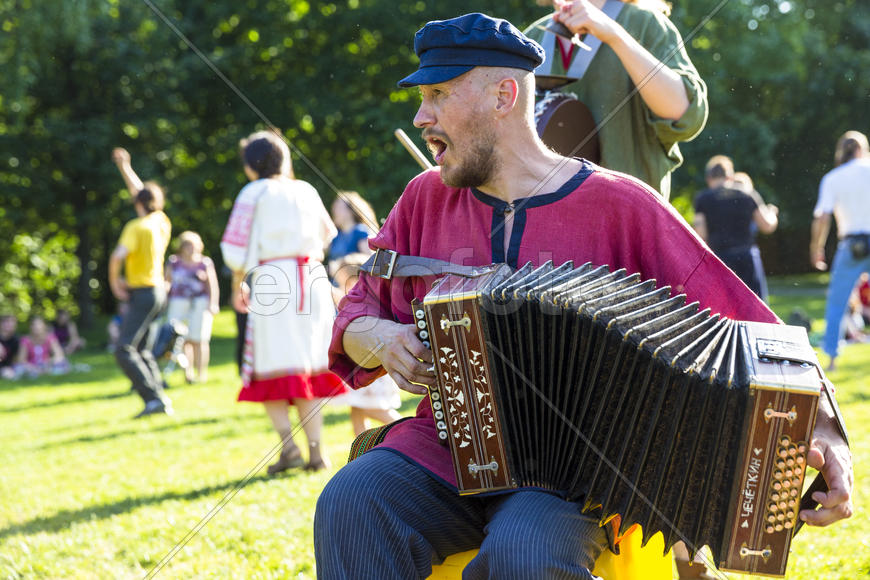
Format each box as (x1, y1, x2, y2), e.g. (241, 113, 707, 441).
(369, 248, 398, 279)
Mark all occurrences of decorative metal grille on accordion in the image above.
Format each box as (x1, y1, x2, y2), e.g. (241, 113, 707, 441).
(411, 261, 824, 577)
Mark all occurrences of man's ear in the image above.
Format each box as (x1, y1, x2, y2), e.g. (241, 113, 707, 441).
(494, 77, 519, 116)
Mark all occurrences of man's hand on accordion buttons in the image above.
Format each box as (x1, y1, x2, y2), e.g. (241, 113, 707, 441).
(376, 322, 434, 395)
(800, 419, 853, 526)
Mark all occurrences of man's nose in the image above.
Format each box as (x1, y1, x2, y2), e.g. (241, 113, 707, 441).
(413, 100, 434, 129)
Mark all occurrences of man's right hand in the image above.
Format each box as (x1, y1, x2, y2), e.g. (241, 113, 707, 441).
(376, 321, 435, 395)
(811, 249, 828, 271)
(344, 317, 434, 395)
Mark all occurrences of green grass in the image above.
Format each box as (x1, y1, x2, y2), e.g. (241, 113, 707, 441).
(0, 275, 867, 579)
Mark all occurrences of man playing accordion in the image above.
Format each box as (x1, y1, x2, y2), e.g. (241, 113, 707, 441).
(314, 13, 852, 579)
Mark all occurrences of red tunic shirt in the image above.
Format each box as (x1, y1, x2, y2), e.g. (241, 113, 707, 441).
(330, 164, 778, 487)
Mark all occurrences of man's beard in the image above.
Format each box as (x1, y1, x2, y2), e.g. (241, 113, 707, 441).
(440, 126, 498, 189)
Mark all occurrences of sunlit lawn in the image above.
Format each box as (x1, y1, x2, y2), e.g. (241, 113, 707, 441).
(0, 274, 867, 578)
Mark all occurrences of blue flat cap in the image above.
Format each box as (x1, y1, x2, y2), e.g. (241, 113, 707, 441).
(398, 13, 545, 88)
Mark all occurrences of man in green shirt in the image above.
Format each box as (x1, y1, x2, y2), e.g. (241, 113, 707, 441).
(526, 0, 708, 199)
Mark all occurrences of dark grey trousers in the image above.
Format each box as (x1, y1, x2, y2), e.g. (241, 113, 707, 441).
(115, 287, 166, 404)
(314, 449, 606, 579)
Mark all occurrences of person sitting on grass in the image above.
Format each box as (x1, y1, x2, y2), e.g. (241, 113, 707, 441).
(15, 315, 70, 378)
(52, 309, 87, 356)
(0, 314, 21, 380)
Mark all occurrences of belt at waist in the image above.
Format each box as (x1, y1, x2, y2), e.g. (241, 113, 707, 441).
(255, 256, 311, 312)
(258, 255, 311, 265)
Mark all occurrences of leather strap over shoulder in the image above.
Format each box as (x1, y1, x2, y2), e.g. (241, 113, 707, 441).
(362, 248, 496, 280)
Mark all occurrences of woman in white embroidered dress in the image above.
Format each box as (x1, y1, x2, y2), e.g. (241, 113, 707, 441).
(221, 130, 345, 473)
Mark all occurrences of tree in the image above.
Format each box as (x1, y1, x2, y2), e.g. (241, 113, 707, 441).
(669, 0, 870, 272)
(1, 0, 868, 324)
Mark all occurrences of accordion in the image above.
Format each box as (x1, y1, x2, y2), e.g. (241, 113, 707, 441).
(413, 261, 824, 577)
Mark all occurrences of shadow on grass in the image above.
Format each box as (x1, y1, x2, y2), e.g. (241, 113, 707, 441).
(0, 390, 132, 414)
(0, 369, 119, 393)
(34, 415, 266, 450)
(0, 473, 283, 542)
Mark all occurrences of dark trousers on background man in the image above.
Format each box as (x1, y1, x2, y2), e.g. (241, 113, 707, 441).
(116, 286, 171, 416)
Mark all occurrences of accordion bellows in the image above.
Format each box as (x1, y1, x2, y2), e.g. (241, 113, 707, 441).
(415, 261, 823, 576)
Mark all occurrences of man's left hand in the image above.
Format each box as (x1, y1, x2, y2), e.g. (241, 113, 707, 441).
(799, 417, 853, 526)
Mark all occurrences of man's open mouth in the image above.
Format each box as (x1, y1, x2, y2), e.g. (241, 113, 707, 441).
(425, 136, 448, 165)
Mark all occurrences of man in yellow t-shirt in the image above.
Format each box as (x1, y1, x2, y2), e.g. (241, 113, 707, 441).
(109, 148, 173, 418)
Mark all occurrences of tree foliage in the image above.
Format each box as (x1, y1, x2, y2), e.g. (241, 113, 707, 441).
(0, 226, 81, 321)
(669, 0, 870, 270)
(1, 0, 868, 324)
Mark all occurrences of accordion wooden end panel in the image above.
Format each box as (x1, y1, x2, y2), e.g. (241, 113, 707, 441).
(417, 262, 826, 577)
(719, 324, 820, 577)
(416, 267, 517, 494)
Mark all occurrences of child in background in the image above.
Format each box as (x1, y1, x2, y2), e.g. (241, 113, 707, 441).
(857, 273, 870, 326)
(0, 315, 21, 379)
(165, 231, 220, 383)
(330, 254, 402, 436)
(843, 274, 870, 343)
(16, 315, 69, 378)
(52, 309, 87, 356)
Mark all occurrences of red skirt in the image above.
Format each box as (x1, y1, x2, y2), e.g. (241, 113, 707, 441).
(238, 370, 346, 403)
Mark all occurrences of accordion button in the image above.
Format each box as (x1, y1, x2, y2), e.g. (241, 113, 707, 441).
(438, 431, 448, 440)
(784, 520, 794, 529)
(417, 320, 427, 329)
(768, 503, 778, 513)
(770, 492, 780, 502)
(430, 391, 440, 401)
(794, 466, 803, 476)
(797, 444, 807, 454)
(415, 309, 425, 319)
(778, 501, 788, 511)
(423, 341, 431, 349)
(437, 421, 447, 430)
(786, 510, 795, 519)
(419, 330, 429, 340)
(796, 455, 805, 465)
(434, 410, 444, 420)
(767, 514, 777, 523)
(765, 525, 775, 534)
(432, 401, 442, 411)
(775, 524, 784, 532)
(789, 488, 799, 498)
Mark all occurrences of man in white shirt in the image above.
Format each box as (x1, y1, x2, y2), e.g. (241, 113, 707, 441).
(810, 130, 870, 370)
